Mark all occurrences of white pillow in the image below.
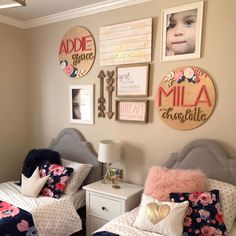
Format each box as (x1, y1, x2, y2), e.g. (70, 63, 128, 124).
(62, 159, 93, 195)
(208, 178, 236, 232)
(21, 167, 49, 198)
(133, 193, 189, 236)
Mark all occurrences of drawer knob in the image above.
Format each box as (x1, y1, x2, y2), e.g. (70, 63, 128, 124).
(101, 206, 107, 211)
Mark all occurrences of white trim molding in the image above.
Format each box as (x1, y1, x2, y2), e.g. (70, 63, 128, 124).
(0, 15, 25, 29)
(0, 0, 151, 29)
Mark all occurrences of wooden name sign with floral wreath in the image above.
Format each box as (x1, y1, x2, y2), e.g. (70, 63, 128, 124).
(156, 66, 216, 130)
(59, 26, 96, 78)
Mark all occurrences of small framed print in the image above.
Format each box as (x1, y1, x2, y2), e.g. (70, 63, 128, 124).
(69, 84, 94, 124)
(161, 1, 204, 62)
(116, 100, 148, 123)
(116, 64, 149, 97)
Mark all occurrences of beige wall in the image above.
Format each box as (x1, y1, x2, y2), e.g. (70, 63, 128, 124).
(1, 0, 236, 184)
(0, 24, 30, 181)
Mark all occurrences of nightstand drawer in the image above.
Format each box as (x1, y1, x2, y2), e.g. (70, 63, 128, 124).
(89, 194, 121, 220)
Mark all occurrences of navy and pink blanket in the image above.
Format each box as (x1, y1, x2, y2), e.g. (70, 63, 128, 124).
(0, 200, 36, 236)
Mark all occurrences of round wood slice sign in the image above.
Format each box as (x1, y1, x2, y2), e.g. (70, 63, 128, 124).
(156, 66, 216, 130)
(59, 26, 96, 78)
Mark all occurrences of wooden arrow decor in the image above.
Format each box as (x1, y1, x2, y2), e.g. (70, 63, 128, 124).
(106, 70, 115, 119)
(98, 70, 106, 118)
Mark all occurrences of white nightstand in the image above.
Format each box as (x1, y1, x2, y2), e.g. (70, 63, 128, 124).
(83, 180, 143, 236)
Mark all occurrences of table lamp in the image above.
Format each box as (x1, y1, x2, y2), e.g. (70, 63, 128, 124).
(98, 140, 121, 188)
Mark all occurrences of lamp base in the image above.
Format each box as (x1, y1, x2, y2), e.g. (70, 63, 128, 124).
(101, 164, 111, 184)
(112, 184, 120, 189)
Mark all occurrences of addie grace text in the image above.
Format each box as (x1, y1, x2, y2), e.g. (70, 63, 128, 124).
(59, 35, 94, 66)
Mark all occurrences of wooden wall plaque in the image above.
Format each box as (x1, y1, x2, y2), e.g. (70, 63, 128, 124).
(99, 18, 152, 66)
(156, 66, 216, 130)
(59, 26, 96, 78)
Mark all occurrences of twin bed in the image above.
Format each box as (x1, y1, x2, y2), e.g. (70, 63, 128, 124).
(95, 139, 236, 236)
(0, 128, 102, 236)
(0, 128, 235, 236)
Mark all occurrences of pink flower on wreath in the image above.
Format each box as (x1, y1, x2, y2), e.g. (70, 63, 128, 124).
(174, 69, 184, 81)
(198, 192, 213, 206)
(183, 217, 192, 227)
(189, 192, 201, 204)
(49, 164, 65, 176)
(0, 206, 20, 219)
(64, 64, 73, 75)
(201, 225, 222, 236)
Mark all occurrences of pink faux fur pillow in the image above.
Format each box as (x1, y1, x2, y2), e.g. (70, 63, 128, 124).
(144, 166, 208, 201)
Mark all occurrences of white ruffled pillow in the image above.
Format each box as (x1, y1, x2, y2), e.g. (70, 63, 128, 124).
(133, 193, 189, 236)
(62, 159, 92, 195)
(208, 178, 236, 232)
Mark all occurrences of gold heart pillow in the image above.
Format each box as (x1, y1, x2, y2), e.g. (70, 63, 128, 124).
(133, 193, 189, 236)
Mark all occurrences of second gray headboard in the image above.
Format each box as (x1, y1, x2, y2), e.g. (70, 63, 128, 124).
(164, 139, 236, 186)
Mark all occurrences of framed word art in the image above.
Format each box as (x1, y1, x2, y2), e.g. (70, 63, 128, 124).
(116, 64, 149, 97)
(100, 18, 152, 66)
(156, 66, 216, 130)
(161, 1, 204, 62)
(59, 26, 96, 78)
(116, 100, 148, 123)
(69, 84, 94, 124)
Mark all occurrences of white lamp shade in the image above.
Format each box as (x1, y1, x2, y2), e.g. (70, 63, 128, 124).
(98, 140, 121, 164)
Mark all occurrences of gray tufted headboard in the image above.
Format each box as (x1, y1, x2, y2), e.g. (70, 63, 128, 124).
(49, 128, 102, 185)
(163, 139, 236, 186)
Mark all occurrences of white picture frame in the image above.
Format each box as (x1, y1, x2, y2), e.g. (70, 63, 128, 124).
(116, 64, 149, 97)
(69, 84, 94, 124)
(115, 100, 148, 123)
(161, 1, 204, 62)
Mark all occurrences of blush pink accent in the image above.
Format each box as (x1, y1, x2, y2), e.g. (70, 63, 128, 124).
(144, 166, 208, 201)
(17, 220, 29, 232)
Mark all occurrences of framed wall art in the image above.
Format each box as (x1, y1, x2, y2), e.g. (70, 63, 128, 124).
(100, 18, 152, 66)
(69, 84, 94, 124)
(161, 1, 204, 62)
(116, 64, 149, 97)
(116, 100, 148, 123)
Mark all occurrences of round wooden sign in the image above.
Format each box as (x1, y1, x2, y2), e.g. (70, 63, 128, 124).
(156, 66, 216, 130)
(59, 26, 96, 78)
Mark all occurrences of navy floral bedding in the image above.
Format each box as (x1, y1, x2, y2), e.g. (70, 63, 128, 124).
(0, 200, 36, 236)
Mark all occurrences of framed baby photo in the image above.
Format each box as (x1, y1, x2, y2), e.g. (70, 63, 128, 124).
(69, 84, 94, 124)
(161, 1, 204, 62)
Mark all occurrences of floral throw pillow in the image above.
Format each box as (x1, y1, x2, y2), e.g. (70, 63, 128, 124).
(170, 190, 227, 236)
(39, 161, 74, 199)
